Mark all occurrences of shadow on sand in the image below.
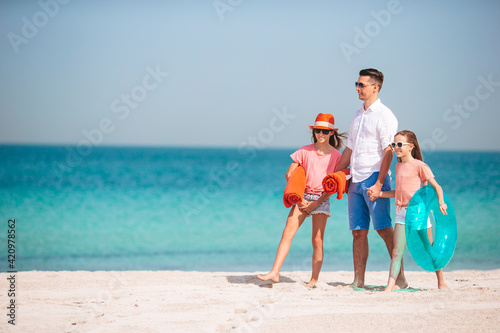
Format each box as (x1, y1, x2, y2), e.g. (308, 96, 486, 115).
(326, 282, 422, 292)
(326, 281, 351, 288)
(325, 282, 386, 291)
(226, 274, 295, 288)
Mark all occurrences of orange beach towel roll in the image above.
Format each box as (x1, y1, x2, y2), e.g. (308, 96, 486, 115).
(283, 166, 306, 208)
(322, 169, 350, 200)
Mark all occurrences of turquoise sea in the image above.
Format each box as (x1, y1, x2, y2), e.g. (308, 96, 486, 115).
(1, 145, 499, 272)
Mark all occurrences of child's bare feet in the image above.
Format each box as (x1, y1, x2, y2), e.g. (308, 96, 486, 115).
(384, 277, 398, 292)
(396, 276, 408, 290)
(256, 272, 279, 283)
(435, 270, 448, 290)
(438, 281, 449, 289)
(305, 279, 318, 288)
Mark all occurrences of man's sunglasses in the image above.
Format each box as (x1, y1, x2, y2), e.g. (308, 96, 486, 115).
(354, 82, 376, 89)
(313, 129, 332, 135)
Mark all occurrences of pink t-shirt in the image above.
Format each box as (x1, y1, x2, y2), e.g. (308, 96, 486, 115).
(290, 144, 341, 195)
(395, 159, 434, 207)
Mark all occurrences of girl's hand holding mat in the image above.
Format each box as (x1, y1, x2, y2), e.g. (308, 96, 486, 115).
(322, 169, 350, 199)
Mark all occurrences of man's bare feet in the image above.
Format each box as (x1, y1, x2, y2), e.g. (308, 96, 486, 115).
(350, 278, 365, 289)
(256, 272, 279, 283)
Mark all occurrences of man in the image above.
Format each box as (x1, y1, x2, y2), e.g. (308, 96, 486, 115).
(336, 68, 406, 288)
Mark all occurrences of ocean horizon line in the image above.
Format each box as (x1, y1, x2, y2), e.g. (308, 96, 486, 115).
(1, 143, 499, 154)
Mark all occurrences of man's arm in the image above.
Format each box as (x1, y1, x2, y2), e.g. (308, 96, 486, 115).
(335, 147, 352, 172)
(367, 145, 392, 195)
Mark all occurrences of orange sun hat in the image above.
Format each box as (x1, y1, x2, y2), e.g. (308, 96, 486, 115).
(309, 113, 338, 131)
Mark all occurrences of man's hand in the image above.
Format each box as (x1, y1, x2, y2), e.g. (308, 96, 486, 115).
(367, 188, 381, 201)
(367, 182, 383, 199)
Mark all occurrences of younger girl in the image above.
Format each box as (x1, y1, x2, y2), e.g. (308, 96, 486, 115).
(368, 130, 449, 292)
(257, 113, 346, 287)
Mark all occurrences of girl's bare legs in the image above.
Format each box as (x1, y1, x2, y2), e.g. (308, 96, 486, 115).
(385, 223, 407, 292)
(435, 269, 449, 289)
(427, 227, 449, 289)
(306, 213, 328, 287)
(257, 205, 307, 283)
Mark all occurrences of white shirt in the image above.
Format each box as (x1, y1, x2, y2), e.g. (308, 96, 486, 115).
(346, 98, 398, 183)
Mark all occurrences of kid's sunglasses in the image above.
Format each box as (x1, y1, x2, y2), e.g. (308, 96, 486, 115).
(391, 142, 412, 149)
(313, 128, 332, 135)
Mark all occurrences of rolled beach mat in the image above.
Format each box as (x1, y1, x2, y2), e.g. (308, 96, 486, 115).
(322, 169, 350, 199)
(283, 166, 306, 208)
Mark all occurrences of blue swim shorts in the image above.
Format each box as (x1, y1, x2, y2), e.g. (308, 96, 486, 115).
(303, 193, 331, 217)
(348, 172, 392, 230)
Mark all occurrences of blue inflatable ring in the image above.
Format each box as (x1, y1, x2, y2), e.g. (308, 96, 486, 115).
(405, 185, 457, 271)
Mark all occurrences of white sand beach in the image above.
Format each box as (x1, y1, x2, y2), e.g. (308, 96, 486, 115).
(1, 269, 499, 332)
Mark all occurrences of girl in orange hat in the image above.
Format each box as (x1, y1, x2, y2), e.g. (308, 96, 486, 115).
(257, 113, 347, 287)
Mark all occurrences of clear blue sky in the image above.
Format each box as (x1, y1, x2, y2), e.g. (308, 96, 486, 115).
(1, 0, 499, 151)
